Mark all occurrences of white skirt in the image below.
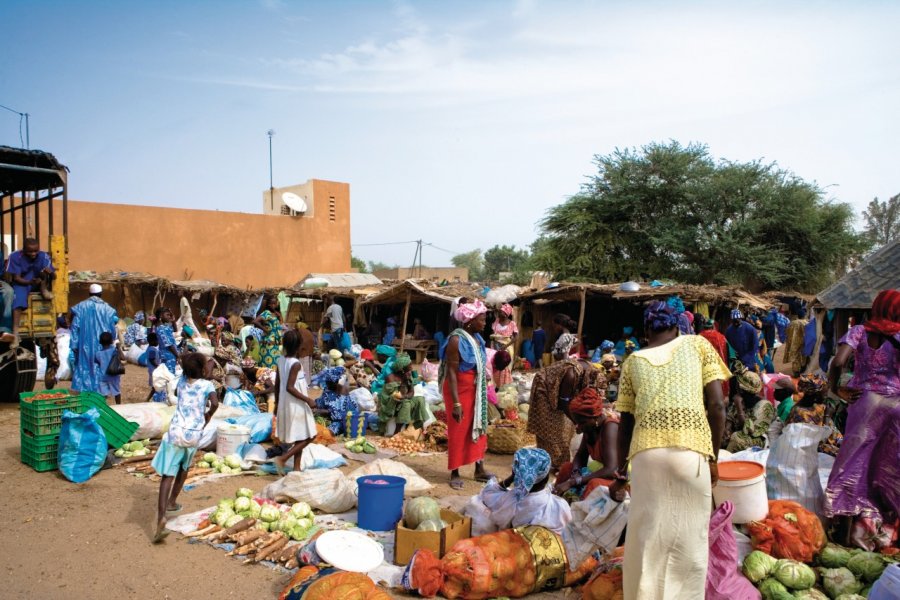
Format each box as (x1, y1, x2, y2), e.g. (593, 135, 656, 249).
(623, 447, 712, 600)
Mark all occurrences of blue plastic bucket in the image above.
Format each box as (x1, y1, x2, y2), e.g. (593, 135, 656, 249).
(357, 475, 406, 531)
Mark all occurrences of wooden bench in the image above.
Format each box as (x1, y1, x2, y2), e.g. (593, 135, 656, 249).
(392, 339, 437, 363)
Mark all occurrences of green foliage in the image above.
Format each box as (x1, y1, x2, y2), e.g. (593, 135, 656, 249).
(483, 245, 530, 281)
(534, 141, 869, 291)
(367, 260, 393, 273)
(862, 193, 900, 247)
(350, 255, 368, 272)
(451, 249, 484, 281)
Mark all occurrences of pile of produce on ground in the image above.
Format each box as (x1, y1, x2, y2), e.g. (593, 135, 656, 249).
(378, 435, 426, 454)
(423, 421, 448, 451)
(113, 439, 153, 458)
(197, 452, 246, 474)
(742, 542, 896, 599)
(184, 488, 318, 569)
(404, 497, 447, 531)
(344, 436, 378, 455)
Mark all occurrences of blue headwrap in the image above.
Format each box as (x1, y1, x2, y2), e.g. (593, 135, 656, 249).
(730, 309, 743, 320)
(600, 340, 615, 352)
(677, 312, 693, 335)
(313, 366, 346, 388)
(512, 447, 552, 500)
(134, 311, 145, 323)
(375, 344, 397, 358)
(622, 326, 634, 335)
(666, 295, 686, 315)
(644, 301, 679, 332)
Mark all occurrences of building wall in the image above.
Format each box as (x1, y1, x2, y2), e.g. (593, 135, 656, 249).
(372, 267, 468, 282)
(24, 179, 350, 289)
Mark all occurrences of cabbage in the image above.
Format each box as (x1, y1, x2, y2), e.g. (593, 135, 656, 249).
(773, 559, 816, 590)
(295, 518, 312, 530)
(197, 460, 211, 469)
(234, 497, 252, 513)
(211, 507, 234, 526)
(819, 567, 863, 598)
(290, 502, 311, 519)
(217, 498, 235, 511)
(819, 543, 853, 568)
(403, 497, 441, 530)
(224, 454, 242, 469)
(845, 551, 886, 582)
(758, 577, 794, 600)
(416, 519, 444, 531)
(216, 464, 230, 473)
(278, 516, 299, 531)
(235, 487, 254, 499)
(114, 449, 125, 457)
(247, 500, 261, 519)
(259, 505, 281, 523)
(230, 467, 243, 474)
(328, 349, 342, 360)
(122, 451, 134, 458)
(288, 525, 310, 541)
(834, 595, 866, 600)
(793, 589, 828, 599)
(224, 514, 245, 528)
(255, 522, 270, 532)
(743, 550, 778, 583)
(203, 452, 218, 463)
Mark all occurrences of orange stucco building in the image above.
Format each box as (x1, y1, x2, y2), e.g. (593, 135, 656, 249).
(26, 179, 351, 289)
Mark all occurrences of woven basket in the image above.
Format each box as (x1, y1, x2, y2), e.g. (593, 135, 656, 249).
(488, 424, 523, 454)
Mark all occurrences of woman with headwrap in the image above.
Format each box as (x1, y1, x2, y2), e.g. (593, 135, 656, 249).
(613, 326, 640, 361)
(441, 299, 492, 489)
(612, 301, 729, 600)
(490, 304, 518, 385)
(554, 387, 621, 500)
(526, 356, 604, 470)
(466, 447, 571, 536)
(124, 311, 148, 348)
(376, 352, 429, 436)
(551, 314, 579, 361)
(369, 344, 398, 395)
(825, 289, 900, 551)
(315, 366, 363, 436)
(253, 295, 283, 368)
(784, 373, 843, 456)
(724, 361, 775, 452)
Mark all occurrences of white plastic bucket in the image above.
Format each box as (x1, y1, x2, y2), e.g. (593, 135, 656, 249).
(713, 460, 768, 524)
(216, 424, 250, 457)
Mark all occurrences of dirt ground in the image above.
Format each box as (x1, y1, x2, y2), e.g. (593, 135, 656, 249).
(2, 368, 536, 600)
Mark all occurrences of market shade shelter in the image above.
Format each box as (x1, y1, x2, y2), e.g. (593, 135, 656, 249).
(286, 273, 386, 333)
(515, 281, 774, 357)
(359, 280, 482, 356)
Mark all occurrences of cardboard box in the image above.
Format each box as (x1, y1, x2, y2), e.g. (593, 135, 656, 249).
(394, 508, 472, 566)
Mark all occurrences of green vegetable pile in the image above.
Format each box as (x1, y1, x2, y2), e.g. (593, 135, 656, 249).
(744, 543, 892, 599)
(344, 436, 377, 454)
(114, 439, 152, 458)
(211, 490, 316, 542)
(197, 452, 244, 474)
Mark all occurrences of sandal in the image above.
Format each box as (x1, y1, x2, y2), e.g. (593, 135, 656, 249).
(449, 478, 464, 490)
(152, 519, 170, 544)
(474, 472, 495, 483)
(166, 504, 183, 514)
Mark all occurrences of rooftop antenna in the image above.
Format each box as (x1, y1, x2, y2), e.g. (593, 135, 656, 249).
(0, 103, 29, 148)
(267, 129, 275, 210)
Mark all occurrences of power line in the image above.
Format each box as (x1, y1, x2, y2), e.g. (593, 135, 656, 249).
(352, 240, 419, 247)
(0, 103, 29, 148)
(424, 242, 462, 255)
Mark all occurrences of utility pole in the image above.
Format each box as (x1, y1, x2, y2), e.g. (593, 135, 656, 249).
(267, 129, 275, 211)
(0, 103, 30, 148)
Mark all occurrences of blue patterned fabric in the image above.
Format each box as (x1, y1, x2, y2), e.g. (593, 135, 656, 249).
(512, 447, 552, 500)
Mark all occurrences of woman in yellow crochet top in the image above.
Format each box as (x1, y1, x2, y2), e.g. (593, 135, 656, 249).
(609, 301, 729, 600)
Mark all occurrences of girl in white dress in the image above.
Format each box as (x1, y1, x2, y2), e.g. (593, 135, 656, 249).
(273, 329, 317, 473)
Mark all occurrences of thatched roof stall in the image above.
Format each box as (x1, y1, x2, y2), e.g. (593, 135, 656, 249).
(516, 282, 774, 358)
(359, 280, 482, 355)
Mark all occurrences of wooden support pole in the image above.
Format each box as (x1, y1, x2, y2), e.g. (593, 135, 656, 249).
(576, 287, 587, 343)
(399, 288, 412, 353)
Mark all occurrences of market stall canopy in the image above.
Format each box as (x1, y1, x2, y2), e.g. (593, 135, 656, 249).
(815, 239, 900, 309)
(0, 145, 68, 194)
(517, 281, 774, 310)
(69, 271, 267, 297)
(359, 280, 481, 307)
(292, 272, 382, 290)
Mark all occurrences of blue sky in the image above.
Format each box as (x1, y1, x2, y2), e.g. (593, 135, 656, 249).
(2, 0, 898, 268)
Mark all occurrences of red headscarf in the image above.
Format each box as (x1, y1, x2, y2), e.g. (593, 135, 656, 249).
(863, 289, 900, 337)
(569, 387, 604, 419)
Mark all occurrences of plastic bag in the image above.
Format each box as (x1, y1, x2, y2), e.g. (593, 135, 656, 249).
(55, 331, 73, 380)
(746, 500, 827, 563)
(262, 468, 357, 514)
(406, 525, 595, 599)
(766, 423, 830, 515)
(111, 402, 174, 440)
(706, 502, 761, 600)
(58, 408, 108, 484)
(869, 563, 900, 600)
(349, 387, 376, 412)
(125, 343, 146, 365)
(152, 364, 178, 405)
(348, 459, 433, 498)
(419, 359, 439, 383)
(222, 389, 261, 415)
(561, 485, 629, 568)
(298, 443, 348, 471)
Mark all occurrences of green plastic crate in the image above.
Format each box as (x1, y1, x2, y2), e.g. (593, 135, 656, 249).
(19, 389, 83, 436)
(21, 429, 60, 472)
(78, 392, 140, 448)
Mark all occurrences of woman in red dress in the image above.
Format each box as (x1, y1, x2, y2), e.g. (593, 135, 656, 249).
(442, 299, 492, 489)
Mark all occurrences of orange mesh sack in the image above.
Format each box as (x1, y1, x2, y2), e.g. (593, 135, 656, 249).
(581, 547, 624, 600)
(280, 567, 392, 600)
(746, 499, 826, 563)
(404, 526, 587, 599)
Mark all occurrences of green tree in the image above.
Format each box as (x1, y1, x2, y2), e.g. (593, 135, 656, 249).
(367, 260, 393, 273)
(533, 141, 869, 291)
(451, 249, 484, 281)
(350, 255, 368, 272)
(483, 245, 530, 281)
(862, 193, 900, 247)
